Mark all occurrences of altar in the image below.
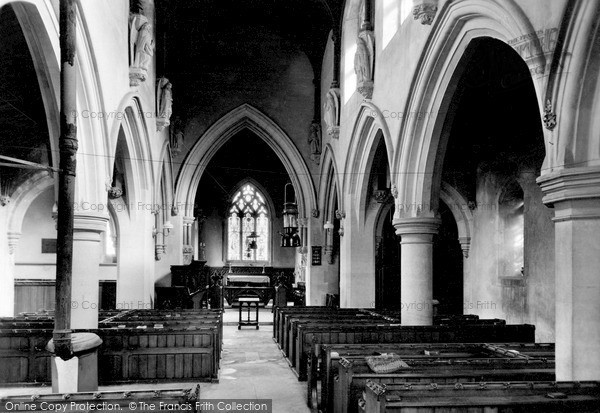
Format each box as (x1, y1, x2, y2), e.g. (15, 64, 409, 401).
(223, 274, 273, 306)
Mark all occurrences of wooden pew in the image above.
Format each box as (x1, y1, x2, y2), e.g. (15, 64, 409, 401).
(274, 307, 371, 347)
(284, 315, 391, 361)
(294, 323, 535, 381)
(0, 385, 200, 412)
(336, 356, 555, 413)
(311, 342, 554, 413)
(0, 325, 221, 384)
(359, 380, 600, 413)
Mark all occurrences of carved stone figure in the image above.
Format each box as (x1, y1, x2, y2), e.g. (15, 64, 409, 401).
(156, 78, 173, 131)
(354, 31, 375, 99)
(323, 88, 340, 138)
(308, 120, 322, 164)
(129, 13, 154, 86)
(170, 116, 184, 155)
(354, 37, 371, 84)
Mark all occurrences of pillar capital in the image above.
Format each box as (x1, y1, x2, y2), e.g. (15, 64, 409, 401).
(538, 165, 600, 381)
(393, 217, 441, 241)
(7, 231, 21, 255)
(182, 215, 195, 225)
(73, 213, 109, 242)
(537, 166, 600, 220)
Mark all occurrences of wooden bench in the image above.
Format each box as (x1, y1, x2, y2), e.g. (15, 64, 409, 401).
(312, 343, 555, 413)
(359, 380, 600, 413)
(294, 323, 535, 381)
(0, 385, 200, 412)
(274, 307, 371, 346)
(336, 356, 555, 413)
(0, 325, 221, 384)
(284, 315, 392, 360)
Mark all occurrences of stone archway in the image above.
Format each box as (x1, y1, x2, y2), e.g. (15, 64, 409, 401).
(176, 104, 316, 219)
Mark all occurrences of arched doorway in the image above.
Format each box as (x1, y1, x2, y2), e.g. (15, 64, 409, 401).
(432, 200, 463, 315)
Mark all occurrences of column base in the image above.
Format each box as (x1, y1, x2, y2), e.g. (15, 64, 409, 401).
(46, 333, 103, 392)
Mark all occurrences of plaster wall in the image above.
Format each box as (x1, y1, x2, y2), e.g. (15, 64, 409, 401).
(172, 33, 317, 181)
(14, 186, 56, 266)
(465, 169, 555, 341)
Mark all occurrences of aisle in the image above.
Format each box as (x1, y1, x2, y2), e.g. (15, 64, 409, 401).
(201, 325, 311, 413)
(0, 313, 311, 413)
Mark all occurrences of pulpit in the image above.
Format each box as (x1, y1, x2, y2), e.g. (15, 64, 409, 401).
(156, 261, 209, 309)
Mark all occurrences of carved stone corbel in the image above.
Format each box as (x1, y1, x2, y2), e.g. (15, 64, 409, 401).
(412, 1, 438, 25)
(459, 237, 471, 258)
(7, 231, 21, 255)
(543, 99, 557, 131)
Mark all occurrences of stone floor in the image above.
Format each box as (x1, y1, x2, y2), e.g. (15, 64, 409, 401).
(0, 309, 310, 413)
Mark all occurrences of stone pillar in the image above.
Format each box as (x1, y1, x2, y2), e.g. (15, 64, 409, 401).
(538, 166, 600, 381)
(393, 217, 440, 325)
(71, 213, 107, 329)
(47, 333, 102, 393)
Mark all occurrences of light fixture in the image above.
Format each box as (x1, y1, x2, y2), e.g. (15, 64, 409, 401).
(247, 231, 259, 250)
(245, 231, 259, 259)
(281, 183, 301, 247)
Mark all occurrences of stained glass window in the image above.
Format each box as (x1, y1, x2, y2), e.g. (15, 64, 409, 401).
(227, 183, 269, 261)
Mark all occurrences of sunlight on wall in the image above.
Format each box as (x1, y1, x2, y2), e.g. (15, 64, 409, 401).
(344, 42, 358, 103)
(382, 0, 398, 50)
(399, 0, 413, 25)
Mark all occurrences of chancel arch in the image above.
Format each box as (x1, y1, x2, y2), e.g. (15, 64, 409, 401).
(192, 128, 297, 272)
(176, 104, 316, 221)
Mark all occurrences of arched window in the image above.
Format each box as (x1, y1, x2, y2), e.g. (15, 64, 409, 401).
(103, 211, 118, 264)
(227, 183, 270, 262)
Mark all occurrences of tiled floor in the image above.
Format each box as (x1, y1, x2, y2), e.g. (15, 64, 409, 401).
(0, 311, 310, 413)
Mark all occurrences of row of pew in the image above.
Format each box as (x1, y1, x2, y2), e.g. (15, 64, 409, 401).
(0, 385, 201, 413)
(273, 306, 600, 412)
(0, 309, 223, 384)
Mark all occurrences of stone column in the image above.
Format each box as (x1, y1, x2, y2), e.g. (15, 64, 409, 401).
(393, 217, 440, 325)
(538, 166, 600, 381)
(70, 213, 107, 329)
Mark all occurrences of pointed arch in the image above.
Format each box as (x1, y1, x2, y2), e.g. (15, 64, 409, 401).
(543, 0, 600, 172)
(7, 171, 54, 236)
(439, 182, 474, 253)
(6, 1, 60, 183)
(176, 104, 317, 219)
(344, 103, 393, 225)
(318, 144, 342, 224)
(73, 2, 112, 207)
(392, 0, 546, 219)
(109, 96, 155, 209)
